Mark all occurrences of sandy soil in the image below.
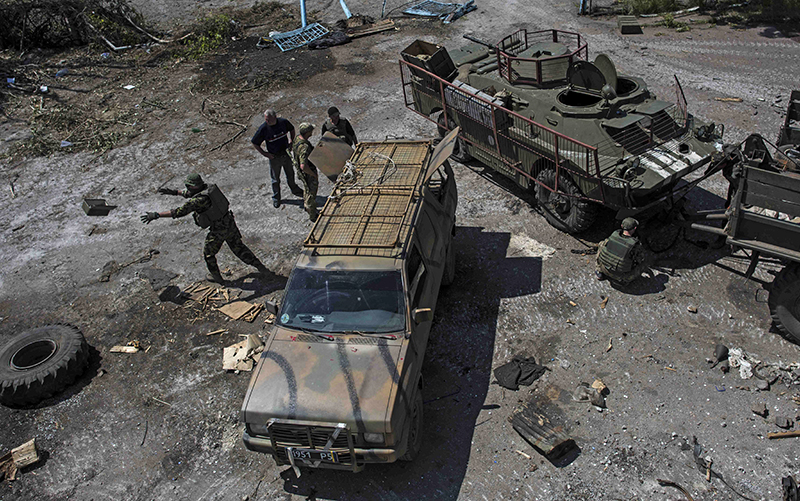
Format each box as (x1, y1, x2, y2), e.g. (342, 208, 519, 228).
(1, 0, 799, 499)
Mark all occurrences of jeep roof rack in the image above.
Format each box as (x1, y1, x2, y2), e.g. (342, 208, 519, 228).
(303, 140, 431, 257)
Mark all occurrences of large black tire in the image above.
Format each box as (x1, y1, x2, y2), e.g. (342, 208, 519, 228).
(536, 168, 598, 234)
(436, 113, 472, 163)
(399, 388, 423, 461)
(442, 239, 456, 286)
(0, 324, 89, 406)
(769, 263, 800, 344)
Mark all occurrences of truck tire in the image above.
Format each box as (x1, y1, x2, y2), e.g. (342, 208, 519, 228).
(769, 262, 800, 343)
(400, 389, 424, 461)
(437, 113, 472, 163)
(536, 168, 597, 234)
(0, 324, 89, 406)
(442, 239, 456, 286)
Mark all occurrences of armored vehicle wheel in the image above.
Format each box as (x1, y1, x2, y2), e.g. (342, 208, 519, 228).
(442, 239, 456, 286)
(437, 113, 472, 163)
(536, 169, 597, 234)
(0, 324, 89, 406)
(769, 262, 800, 343)
(400, 389, 424, 461)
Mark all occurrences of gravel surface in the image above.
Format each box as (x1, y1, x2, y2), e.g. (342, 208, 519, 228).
(1, 0, 798, 499)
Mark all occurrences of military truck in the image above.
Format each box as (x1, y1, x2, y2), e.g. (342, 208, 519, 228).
(240, 131, 459, 471)
(399, 30, 725, 233)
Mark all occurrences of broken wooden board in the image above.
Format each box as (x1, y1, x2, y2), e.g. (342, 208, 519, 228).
(509, 400, 575, 459)
(346, 19, 397, 39)
(12, 439, 39, 469)
(110, 345, 139, 353)
(216, 300, 263, 322)
(308, 132, 354, 182)
(222, 334, 264, 371)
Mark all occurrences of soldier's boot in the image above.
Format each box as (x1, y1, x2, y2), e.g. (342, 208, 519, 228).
(207, 271, 225, 284)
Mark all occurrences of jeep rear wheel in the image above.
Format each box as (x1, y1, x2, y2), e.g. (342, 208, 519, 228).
(769, 262, 800, 343)
(437, 113, 472, 163)
(536, 168, 597, 234)
(400, 389, 423, 461)
(0, 324, 89, 406)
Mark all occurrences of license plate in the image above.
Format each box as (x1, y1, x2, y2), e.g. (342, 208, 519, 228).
(288, 447, 339, 464)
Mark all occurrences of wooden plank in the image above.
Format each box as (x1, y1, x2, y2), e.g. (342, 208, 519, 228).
(509, 401, 574, 458)
(745, 165, 800, 194)
(11, 439, 39, 469)
(741, 182, 800, 218)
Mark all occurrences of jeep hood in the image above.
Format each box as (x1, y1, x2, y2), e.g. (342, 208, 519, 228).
(242, 328, 403, 434)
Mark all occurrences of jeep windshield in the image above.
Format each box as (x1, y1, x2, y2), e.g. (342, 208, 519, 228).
(278, 269, 405, 334)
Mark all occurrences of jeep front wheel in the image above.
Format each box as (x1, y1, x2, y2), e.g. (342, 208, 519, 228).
(536, 168, 597, 234)
(769, 262, 800, 343)
(400, 389, 423, 461)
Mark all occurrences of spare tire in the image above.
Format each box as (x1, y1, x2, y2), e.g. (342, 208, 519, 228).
(0, 324, 89, 406)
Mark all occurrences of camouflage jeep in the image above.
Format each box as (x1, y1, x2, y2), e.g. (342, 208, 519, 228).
(240, 130, 460, 471)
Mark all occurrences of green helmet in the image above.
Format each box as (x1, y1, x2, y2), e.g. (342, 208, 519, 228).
(621, 217, 639, 231)
(185, 173, 204, 188)
(299, 122, 314, 134)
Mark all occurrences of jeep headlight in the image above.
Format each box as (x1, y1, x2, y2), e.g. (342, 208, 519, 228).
(248, 423, 269, 436)
(363, 432, 385, 444)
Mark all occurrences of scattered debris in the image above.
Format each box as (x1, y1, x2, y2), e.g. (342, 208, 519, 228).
(728, 347, 759, 379)
(110, 344, 139, 353)
(755, 380, 770, 391)
(151, 396, 171, 406)
(182, 282, 241, 309)
(617, 15, 643, 35)
(493, 356, 547, 390)
(403, 0, 476, 23)
(123, 84, 136, 90)
(217, 301, 264, 322)
(98, 249, 159, 282)
(509, 399, 575, 458)
(687, 305, 698, 313)
(270, 0, 329, 52)
(82, 198, 117, 216)
(600, 296, 608, 309)
(569, 300, 578, 307)
(0, 439, 40, 481)
(776, 416, 793, 429)
(515, 449, 531, 460)
(752, 402, 768, 417)
(572, 382, 606, 408)
(307, 31, 349, 49)
(343, 19, 396, 39)
(206, 329, 228, 336)
(715, 97, 743, 102)
(265, 313, 276, 324)
(605, 338, 613, 352)
(591, 379, 608, 394)
(223, 334, 264, 372)
(657, 478, 695, 501)
(768, 430, 800, 439)
(709, 344, 729, 369)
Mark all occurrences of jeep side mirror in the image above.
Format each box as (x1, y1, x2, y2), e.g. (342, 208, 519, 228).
(265, 301, 279, 315)
(412, 307, 433, 324)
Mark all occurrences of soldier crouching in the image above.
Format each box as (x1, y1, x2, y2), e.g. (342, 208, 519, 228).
(141, 173, 269, 283)
(595, 217, 647, 285)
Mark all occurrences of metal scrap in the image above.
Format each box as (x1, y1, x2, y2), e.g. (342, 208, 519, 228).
(403, 0, 476, 23)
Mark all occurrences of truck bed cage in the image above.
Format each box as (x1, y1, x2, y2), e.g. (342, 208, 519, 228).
(304, 141, 430, 255)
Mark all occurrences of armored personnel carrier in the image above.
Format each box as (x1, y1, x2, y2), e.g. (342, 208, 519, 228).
(400, 30, 725, 233)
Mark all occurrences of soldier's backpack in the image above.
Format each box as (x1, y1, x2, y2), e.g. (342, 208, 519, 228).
(194, 184, 230, 228)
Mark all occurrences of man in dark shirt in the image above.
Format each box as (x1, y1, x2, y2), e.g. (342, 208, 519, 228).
(320, 106, 358, 146)
(252, 109, 303, 208)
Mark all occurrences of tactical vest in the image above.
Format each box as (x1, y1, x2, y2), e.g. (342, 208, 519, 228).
(194, 184, 230, 229)
(292, 137, 315, 169)
(598, 230, 637, 273)
(325, 118, 353, 145)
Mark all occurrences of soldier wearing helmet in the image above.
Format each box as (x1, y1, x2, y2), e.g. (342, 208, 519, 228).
(320, 106, 358, 146)
(141, 173, 269, 283)
(595, 217, 646, 284)
(292, 123, 319, 222)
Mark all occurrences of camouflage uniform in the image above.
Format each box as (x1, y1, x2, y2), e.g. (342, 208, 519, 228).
(595, 230, 646, 284)
(172, 192, 263, 276)
(292, 135, 319, 221)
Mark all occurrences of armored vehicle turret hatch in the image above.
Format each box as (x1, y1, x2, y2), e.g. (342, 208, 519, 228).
(400, 29, 725, 233)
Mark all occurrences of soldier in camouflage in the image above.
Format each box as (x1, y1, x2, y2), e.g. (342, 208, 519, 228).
(320, 106, 358, 146)
(292, 123, 319, 222)
(595, 217, 646, 284)
(141, 173, 269, 283)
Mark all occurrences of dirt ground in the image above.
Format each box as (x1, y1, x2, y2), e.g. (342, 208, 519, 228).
(1, 0, 799, 499)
